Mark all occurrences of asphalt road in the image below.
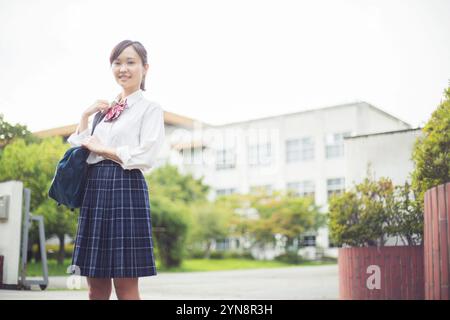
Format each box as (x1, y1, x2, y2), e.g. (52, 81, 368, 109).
(0, 264, 338, 300)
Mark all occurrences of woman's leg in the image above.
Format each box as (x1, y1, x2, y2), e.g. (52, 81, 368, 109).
(86, 277, 112, 300)
(113, 278, 141, 300)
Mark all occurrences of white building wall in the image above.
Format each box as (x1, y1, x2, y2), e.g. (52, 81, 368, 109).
(207, 103, 410, 203)
(357, 104, 411, 134)
(344, 128, 422, 188)
(344, 128, 423, 247)
(169, 102, 413, 258)
(0, 181, 23, 285)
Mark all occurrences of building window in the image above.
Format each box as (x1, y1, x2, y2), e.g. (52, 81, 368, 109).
(216, 148, 236, 170)
(181, 147, 195, 165)
(216, 188, 237, 196)
(248, 143, 272, 166)
(301, 235, 316, 247)
(325, 132, 351, 158)
(286, 181, 315, 199)
(216, 238, 231, 250)
(286, 137, 314, 163)
(327, 178, 345, 199)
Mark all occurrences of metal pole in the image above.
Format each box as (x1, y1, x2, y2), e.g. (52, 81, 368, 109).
(19, 188, 31, 289)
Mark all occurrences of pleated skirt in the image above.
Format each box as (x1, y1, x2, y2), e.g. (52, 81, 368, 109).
(70, 159, 157, 278)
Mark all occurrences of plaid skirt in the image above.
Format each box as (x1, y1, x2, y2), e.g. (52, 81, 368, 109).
(70, 159, 157, 278)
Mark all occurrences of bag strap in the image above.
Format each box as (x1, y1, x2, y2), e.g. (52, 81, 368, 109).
(91, 111, 107, 135)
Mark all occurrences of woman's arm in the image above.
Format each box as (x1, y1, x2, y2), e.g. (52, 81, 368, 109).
(77, 113, 90, 134)
(80, 135, 123, 164)
(98, 146, 123, 164)
(67, 114, 91, 148)
(114, 105, 165, 170)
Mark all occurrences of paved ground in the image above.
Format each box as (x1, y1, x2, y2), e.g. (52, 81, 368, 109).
(0, 265, 338, 300)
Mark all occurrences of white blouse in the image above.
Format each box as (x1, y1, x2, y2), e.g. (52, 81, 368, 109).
(67, 88, 165, 172)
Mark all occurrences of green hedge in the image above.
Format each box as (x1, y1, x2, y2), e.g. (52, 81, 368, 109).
(274, 252, 304, 264)
(186, 248, 255, 260)
(32, 243, 74, 260)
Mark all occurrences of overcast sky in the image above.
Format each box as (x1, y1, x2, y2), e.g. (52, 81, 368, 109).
(0, 0, 449, 132)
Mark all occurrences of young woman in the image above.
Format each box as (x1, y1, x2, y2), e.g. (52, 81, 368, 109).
(67, 40, 165, 300)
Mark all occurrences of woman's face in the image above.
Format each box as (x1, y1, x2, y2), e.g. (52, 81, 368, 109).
(111, 45, 149, 91)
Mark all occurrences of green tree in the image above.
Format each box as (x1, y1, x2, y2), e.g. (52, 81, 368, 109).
(149, 193, 191, 267)
(390, 182, 423, 246)
(215, 191, 324, 255)
(250, 191, 324, 253)
(0, 136, 78, 264)
(188, 201, 233, 258)
(329, 176, 395, 247)
(145, 164, 209, 268)
(34, 199, 78, 264)
(0, 113, 40, 149)
(147, 164, 209, 204)
(411, 86, 450, 210)
(213, 193, 256, 247)
(328, 176, 423, 247)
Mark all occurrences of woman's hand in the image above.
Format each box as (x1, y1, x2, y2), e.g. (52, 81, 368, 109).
(81, 136, 123, 164)
(81, 135, 106, 154)
(82, 100, 112, 118)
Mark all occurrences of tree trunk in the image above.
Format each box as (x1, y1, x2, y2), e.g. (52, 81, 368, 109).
(34, 238, 42, 263)
(57, 233, 65, 266)
(27, 240, 33, 263)
(285, 236, 296, 253)
(204, 241, 212, 259)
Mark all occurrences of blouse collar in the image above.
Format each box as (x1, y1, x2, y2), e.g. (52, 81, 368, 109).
(114, 88, 144, 108)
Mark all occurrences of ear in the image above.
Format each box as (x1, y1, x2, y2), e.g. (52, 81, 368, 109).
(143, 63, 149, 76)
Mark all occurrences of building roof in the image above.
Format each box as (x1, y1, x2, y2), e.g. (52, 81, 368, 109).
(345, 127, 422, 140)
(207, 101, 412, 128)
(31, 101, 412, 139)
(32, 110, 204, 138)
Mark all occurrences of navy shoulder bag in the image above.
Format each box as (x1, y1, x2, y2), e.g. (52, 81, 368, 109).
(48, 111, 106, 211)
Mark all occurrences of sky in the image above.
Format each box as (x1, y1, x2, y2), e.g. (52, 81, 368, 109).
(0, 0, 449, 132)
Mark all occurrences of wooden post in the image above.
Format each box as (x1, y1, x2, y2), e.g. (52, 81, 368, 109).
(424, 182, 450, 300)
(338, 246, 424, 299)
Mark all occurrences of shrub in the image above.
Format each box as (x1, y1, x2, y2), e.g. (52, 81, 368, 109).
(209, 250, 225, 259)
(222, 250, 255, 260)
(186, 247, 207, 259)
(274, 252, 304, 264)
(328, 176, 423, 247)
(412, 86, 450, 210)
(320, 255, 338, 263)
(32, 243, 74, 260)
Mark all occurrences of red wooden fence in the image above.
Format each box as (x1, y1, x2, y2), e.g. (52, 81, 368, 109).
(424, 182, 450, 300)
(339, 246, 424, 300)
(0, 255, 3, 285)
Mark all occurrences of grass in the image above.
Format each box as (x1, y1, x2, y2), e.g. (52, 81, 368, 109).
(25, 259, 74, 277)
(46, 288, 87, 291)
(164, 258, 336, 272)
(24, 258, 336, 277)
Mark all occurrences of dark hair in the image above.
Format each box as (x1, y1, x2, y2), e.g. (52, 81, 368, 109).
(110, 40, 148, 91)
